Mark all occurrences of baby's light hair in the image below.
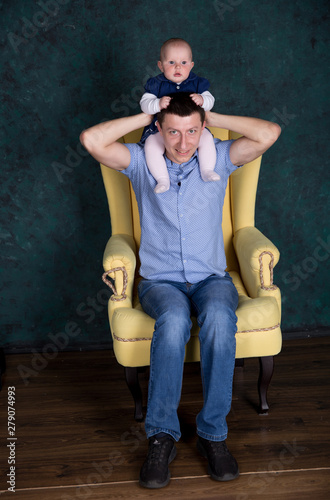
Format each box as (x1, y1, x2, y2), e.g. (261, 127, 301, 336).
(160, 38, 193, 62)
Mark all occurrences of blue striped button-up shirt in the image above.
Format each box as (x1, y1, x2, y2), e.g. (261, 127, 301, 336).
(122, 139, 240, 283)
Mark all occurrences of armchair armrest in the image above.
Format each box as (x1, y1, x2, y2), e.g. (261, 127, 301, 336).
(102, 234, 136, 303)
(233, 226, 280, 302)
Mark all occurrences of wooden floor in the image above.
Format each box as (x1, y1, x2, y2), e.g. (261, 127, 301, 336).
(1, 337, 330, 499)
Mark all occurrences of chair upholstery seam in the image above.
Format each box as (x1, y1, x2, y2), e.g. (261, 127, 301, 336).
(112, 323, 281, 342)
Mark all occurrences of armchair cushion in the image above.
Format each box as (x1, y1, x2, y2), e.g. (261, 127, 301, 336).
(105, 233, 281, 367)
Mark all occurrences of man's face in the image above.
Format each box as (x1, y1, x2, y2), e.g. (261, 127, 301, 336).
(156, 112, 205, 165)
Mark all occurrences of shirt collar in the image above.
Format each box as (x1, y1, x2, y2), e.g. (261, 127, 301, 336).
(165, 151, 199, 176)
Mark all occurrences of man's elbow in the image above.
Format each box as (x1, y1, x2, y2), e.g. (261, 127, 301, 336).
(80, 128, 104, 156)
(271, 122, 282, 141)
(263, 122, 282, 147)
(80, 129, 93, 154)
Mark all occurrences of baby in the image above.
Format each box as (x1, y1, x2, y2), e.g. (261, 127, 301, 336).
(140, 38, 219, 193)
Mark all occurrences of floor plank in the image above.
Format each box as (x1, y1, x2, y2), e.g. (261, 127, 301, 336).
(0, 337, 329, 498)
(4, 470, 330, 500)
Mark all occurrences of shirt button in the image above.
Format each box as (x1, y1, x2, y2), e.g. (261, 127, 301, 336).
(176, 85, 180, 89)
(182, 237, 186, 241)
(183, 259, 187, 263)
(180, 214, 183, 217)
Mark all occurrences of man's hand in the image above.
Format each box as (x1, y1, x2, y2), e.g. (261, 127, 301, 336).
(190, 93, 204, 107)
(159, 96, 172, 110)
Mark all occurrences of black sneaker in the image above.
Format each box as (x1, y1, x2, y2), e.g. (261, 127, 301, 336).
(197, 436, 239, 481)
(139, 435, 177, 489)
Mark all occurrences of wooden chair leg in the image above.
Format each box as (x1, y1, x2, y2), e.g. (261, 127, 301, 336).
(235, 358, 244, 368)
(258, 356, 274, 415)
(124, 367, 144, 422)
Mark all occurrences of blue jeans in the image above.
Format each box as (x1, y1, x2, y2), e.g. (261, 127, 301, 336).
(138, 273, 238, 442)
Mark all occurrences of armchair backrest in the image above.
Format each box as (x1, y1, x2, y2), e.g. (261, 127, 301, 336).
(100, 128, 262, 273)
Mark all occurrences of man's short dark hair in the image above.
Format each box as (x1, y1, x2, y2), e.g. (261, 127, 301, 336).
(157, 92, 205, 128)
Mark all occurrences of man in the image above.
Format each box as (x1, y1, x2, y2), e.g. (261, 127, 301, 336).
(80, 93, 281, 489)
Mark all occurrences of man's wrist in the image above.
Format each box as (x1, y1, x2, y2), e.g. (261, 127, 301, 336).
(205, 111, 222, 128)
(140, 112, 154, 127)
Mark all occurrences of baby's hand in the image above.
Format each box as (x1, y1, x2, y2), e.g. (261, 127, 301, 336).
(190, 93, 204, 107)
(159, 96, 172, 110)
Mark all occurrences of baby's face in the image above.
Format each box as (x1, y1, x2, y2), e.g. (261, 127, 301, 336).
(158, 43, 194, 84)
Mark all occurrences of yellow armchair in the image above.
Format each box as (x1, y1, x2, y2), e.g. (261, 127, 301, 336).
(100, 127, 282, 420)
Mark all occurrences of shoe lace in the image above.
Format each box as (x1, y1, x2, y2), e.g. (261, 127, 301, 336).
(148, 438, 172, 464)
(209, 440, 230, 457)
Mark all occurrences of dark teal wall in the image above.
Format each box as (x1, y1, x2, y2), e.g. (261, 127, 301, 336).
(1, 0, 329, 351)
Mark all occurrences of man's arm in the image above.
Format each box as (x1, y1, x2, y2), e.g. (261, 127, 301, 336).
(80, 113, 153, 170)
(205, 111, 281, 166)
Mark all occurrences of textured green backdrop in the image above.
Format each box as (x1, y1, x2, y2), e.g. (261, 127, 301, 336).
(1, 0, 329, 351)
